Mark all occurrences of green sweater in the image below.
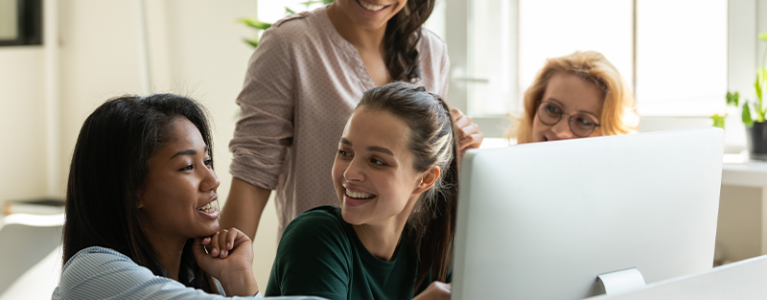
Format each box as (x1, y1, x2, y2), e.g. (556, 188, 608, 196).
(265, 206, 442, 300)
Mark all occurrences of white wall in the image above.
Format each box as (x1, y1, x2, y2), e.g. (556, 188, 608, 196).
(0, 47, 48, 205)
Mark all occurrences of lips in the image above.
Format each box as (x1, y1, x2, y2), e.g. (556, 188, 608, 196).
(197, 197, 219, 218)
(356, 0, 386, 11)
(355, 0, 391, 12)
(343, 186, 377, 207)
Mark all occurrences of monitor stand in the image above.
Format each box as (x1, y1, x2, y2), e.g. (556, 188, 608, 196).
(595, 267, 646, 296)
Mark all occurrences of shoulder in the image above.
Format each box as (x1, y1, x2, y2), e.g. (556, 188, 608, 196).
(263, 7, 330, 47)
(278, 206, 353, 256)
(57, 247, 155, 298)
(282, 206, 348, 240)
(62, 246, 138, 276)
(418, 28, 448, 57)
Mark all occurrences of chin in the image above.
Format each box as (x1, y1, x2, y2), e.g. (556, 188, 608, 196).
(340, 207, 366, 225)
(198, 220, 220, 237)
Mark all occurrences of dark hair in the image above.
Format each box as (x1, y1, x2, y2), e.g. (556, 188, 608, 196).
(385, 0, 436, 82)
(62, 94, 216, 292)
(358, 82, 458, 289)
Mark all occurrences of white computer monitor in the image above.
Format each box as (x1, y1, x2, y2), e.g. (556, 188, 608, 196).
(452, 128, 724, 300)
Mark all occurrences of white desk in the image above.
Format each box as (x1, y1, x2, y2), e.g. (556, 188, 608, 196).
(591, 254, 767, 300)
(721, 158, 767, 255)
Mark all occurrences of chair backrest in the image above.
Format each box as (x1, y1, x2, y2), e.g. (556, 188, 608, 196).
(0, 214, 63, 295)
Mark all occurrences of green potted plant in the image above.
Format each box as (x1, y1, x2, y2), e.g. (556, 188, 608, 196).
(712, 33, 767, 160)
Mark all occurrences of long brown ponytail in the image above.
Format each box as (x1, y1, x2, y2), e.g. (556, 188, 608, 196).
(358, 82, 458, 289)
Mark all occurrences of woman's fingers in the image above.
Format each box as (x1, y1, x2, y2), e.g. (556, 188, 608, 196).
(450, 108, 484, 150)
(218, 229, 230, 258)
(210, 231, 221, 257)
(192, 237, 209, 263)
(226, 228, 238, 251)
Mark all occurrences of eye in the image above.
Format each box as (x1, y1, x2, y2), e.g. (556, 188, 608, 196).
(338, 149, 352, 158)
(370, 158, 387, 166)
(180, 164, 193, 171)
(574, 115, 595, 127)
(204, 159, 213, 167)
(545, 103, 561, 115)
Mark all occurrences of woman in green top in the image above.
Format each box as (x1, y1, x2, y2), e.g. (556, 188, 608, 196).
(266, 82, 458, 300)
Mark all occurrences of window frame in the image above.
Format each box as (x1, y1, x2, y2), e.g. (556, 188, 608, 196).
(0, 0, 42, 47)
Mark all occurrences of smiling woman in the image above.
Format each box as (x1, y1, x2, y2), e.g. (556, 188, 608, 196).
(266, 82, 458, 300)
(507, 51, 639, 144)
(55, 94, 324, 299)
(222, 0, 484, 243)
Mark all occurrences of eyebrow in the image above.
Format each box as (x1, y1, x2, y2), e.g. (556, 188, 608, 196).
(170, 145, 209, 160)
(339, 138, 394, 156)
(545, 98, 600, 118)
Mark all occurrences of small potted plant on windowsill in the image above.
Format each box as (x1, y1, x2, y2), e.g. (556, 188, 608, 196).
(712, 33, 767, 160)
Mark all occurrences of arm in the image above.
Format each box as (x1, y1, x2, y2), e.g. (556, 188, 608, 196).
(55, 247, 252, 299)
(225, 24, 295, 240)
(56, 247, 328, 300)
(221, 177, 272, 240)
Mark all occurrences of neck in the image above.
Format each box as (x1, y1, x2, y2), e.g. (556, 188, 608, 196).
(352, 195, 418, 261)
(327, 3, 387, 51)
(144, 229, 187, 281)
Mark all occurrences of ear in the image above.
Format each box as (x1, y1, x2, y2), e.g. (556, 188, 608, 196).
(136, 190, 145, 209)
(414, 166, 441, 194)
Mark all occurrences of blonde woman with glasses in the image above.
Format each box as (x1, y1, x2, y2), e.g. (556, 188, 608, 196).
(507, 51, 639, 143)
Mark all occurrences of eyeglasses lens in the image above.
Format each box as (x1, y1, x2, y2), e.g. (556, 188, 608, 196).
(569, 115, 596, 137)
(537, 102, 597, 137)
(538, 103, 561, 125)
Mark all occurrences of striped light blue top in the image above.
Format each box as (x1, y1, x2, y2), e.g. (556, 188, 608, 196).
(52, 246, 325, 300)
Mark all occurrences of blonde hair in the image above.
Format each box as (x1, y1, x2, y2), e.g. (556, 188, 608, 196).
(507, 51, 639, 144)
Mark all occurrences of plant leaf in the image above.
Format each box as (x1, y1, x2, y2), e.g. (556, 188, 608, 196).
(760, 32, 767, 41)
(726, 91, 740, 107)
(243, 38, 259, 48)
(743, 102, 754, 127)
(323, 0, 335, 4)
(285, 7, 296, 14)
(755, 74, 763, 103)
(239, 18, 272, 30)
(711, 114, 726, 129)
(300, 0, 323, 6)
(753, 102, 765, 123)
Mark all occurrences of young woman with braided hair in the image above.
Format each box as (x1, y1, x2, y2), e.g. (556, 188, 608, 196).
(223, 0, 482, 240)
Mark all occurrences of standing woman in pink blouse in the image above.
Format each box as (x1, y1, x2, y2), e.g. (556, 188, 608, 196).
(222, 0, 483, 240)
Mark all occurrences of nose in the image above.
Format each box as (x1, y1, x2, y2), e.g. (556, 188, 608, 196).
(200, 166, 221, 192)
(343, 157, 365, 182)
(551, 117, 576, 140)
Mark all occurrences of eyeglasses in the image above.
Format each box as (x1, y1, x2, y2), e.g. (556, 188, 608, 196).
(537, 101, 601, 137)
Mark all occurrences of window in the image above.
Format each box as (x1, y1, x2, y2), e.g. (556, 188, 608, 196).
(635, 0, 727, 116)
(445, 0, 732, 137)
(0, 0, 42, 46)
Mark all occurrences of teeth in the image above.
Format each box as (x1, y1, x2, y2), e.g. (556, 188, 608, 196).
(358, 0, 385, 11)
(346, 189, 374, 199)
(198, 200, 217, 213)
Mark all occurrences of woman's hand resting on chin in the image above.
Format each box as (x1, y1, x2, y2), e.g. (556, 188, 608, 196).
(192, 227, 259, 296)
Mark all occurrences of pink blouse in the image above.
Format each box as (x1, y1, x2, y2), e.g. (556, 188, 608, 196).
(229, 5, 450, 234)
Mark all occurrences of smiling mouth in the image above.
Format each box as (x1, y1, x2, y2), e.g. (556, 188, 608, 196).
(197, 199, 218, 214)
(345, 188, 376, 199)
(356, 0, 387, 12)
